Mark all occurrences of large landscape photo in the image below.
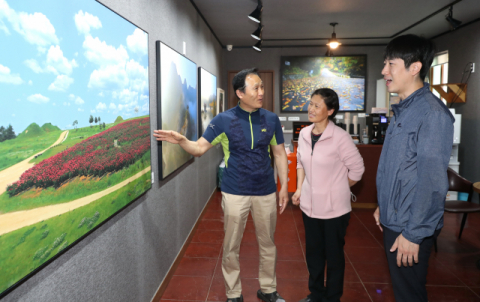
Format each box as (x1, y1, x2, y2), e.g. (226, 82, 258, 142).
(0, 0, 151, 296)
(281, 56, 366, 112)
(198, 68, 217, 135)
(157, 42, 197, 179)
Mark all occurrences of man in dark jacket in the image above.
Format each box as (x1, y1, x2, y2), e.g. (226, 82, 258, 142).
(373, 35, 454, 302)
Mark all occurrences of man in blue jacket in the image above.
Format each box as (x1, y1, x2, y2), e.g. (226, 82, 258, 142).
(154, 68, 289, 302)
(373, 35, 454, 302)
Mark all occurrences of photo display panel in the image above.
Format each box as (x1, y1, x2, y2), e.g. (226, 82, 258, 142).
(198, 68, 217, 135)
(281, 56, 367, 112)
(156, 41, 198, 179)
(0, 0, 151, 297)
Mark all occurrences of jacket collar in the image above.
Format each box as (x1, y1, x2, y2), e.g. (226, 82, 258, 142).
(301, 120, 335, 145)
(392, 82, 429, 117)
(236, 102, 259, 116)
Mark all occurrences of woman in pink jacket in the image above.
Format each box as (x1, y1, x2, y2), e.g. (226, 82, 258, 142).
(292, 88, 364, 302)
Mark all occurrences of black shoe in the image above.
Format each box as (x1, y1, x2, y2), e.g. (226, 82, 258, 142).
(257, 290, 286, 302)
(298, 298, 313, 302)
(226, 294, 243, 302)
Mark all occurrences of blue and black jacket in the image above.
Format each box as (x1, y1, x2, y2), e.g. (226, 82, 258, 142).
(203, 104, 284, 196)
(376, 83, 454, 244)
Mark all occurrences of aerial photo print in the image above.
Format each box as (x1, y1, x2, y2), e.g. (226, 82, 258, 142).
(0, 0, 151, 296)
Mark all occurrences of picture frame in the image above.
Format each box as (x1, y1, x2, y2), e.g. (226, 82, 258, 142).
(280, 55, 367, 113)
(156, 41, 198, 180)
(217, 88, 225, 114)
(386, 92, 400, 116)
(0, 1, 151, 298)
(198, 68, 217, 136)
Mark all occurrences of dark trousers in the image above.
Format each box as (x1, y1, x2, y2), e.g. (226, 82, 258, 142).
(302, 212, 350, 302)
(382, 226, 440, 302)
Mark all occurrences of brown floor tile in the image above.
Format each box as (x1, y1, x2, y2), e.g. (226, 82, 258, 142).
(444, 264, 480, 287)
(351, 262, 392, 283)
(191, 229, 224, 244)
(162, 275, 211, 301)
(277, 243, 305, 261)
(426, 285, 480, 301)
(184, 242, 222, 258)
(426, 259, 464, 286)
(174, 257, 218, 277)
(274, 230, 301, 245)
(198, 219, 224, 230)
(276, 278, 310, 301)
(345, 234, 382, 248)
(341, 282, 372, 302)
(276, 260, 309, 280)
(344, 246, 388, 264)
(364, 283, 395, 302)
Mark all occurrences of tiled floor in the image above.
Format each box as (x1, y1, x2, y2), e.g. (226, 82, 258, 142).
(161, 191, 480, 302)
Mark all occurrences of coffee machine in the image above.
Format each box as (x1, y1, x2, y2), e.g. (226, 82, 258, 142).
(366, 114, 389, 144)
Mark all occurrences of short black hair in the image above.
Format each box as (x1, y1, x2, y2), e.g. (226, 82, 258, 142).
(311, 88, 339, 121)
(383, 34, 436, 81)
(232, 68, 260, 98)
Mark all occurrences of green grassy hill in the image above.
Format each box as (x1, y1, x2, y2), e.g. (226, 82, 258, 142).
(114, 116, 124, 123)
(18, 123, 44, 138)
(41, 123, 61, 133)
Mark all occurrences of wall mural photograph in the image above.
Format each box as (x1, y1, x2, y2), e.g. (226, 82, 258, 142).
(156, 41, 197, 179)
(281, 55, 367, 112)
(0, 0, 151, 296)
(198, 68, 217, 135)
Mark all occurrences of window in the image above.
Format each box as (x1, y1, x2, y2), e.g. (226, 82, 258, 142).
(429, 51, 449, 104)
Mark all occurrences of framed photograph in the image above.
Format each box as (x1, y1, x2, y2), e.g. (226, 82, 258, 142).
(280, 55, 367, 113)
(387, 93, 400, 116)
(156, 41, 197, 180)
(217, 88, 225, 114)
(198, 68, 217, 135)
(0, 0, 151, 298)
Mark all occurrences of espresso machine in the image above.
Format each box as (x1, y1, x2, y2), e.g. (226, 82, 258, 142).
(366, 114, 389, 144)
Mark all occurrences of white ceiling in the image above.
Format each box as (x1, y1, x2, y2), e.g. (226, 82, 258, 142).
(191, 0, 480, 48)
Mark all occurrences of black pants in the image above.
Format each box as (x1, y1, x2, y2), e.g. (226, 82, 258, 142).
(382, 226, 440, 302)
(302, 212, 350, 302)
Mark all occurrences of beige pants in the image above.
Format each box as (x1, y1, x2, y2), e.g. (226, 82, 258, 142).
(221, 192, 278, 298)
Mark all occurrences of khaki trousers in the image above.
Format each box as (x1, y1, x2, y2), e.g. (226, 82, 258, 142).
(221, 192, 278, 298)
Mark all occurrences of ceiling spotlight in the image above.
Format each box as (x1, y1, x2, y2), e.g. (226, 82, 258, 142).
(253, 40, 262, 52)
(248, 0, 263, 23)
(251, 24, 263, 40)
(326, 22, 341, 49)
(445, 6, 462, 30)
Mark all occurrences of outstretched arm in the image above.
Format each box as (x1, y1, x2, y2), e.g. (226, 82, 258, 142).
(153, 130, 213, 157)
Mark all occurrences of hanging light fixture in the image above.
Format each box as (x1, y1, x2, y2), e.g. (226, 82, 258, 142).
(251, 23, 263, 40)
(445, 6, 462, 30)
(253, 40, 262, 52)
(325, 48, 333, 57)
(248, 0, 263, 23)
(326, 22, 341, 49)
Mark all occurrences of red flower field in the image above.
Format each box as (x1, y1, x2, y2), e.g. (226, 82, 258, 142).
(7, 118, 150, 197)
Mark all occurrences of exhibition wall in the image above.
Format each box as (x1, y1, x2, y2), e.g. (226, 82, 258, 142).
(1, 0, 224, 301)
(434, 22, 480, 203)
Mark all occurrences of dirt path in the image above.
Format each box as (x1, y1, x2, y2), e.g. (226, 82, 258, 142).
(0, 166, 151, 235)
(0, 130, 69, 195)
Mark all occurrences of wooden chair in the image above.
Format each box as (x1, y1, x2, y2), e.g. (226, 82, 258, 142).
(444, 168, 480, 239)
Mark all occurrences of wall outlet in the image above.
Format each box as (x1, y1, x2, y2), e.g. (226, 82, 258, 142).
(470, 62, 475, 73)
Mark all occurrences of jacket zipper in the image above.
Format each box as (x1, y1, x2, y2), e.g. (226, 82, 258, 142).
(249, 113, 254, 149)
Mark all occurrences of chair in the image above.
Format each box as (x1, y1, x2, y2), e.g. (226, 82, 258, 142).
(444, 168, 480, 239)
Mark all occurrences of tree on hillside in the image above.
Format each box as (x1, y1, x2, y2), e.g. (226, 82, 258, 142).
(94, 117, 98, 126)
(134, 106, 139, 116)
(0, 126, 5, 142)
(98, 117, 101, 127)
(3, 125, 17, 140)
(73, 120, 78, 130)
(103, 122, 106, 129)
(89, 115, 93, 128)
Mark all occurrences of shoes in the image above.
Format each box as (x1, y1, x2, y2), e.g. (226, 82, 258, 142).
(257, 290, 286, 302)
(298, 298, 313, 302)
(226, 295, 243, 302)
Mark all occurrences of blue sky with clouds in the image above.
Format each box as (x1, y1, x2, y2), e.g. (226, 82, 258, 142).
(0, 0, 149, 133)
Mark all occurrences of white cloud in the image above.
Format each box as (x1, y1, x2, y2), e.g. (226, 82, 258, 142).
(98, 91, 104, 97)
(126, 28, 147, 55)
(11, 113, 15, 117)
(48, 74, 74, 92)
(88, 64, 128, 90)
(96, 102, 107, 111)
(83, 35, 129, 66)
(78, 108, 84, 112)
(52, 102, 56, 106)
(68, 93, 75, 100)
(74, 96, 84, 105)
(74, 10, 101, 36)
(45, 45, 78, 75)
(142, 102, 148, 112)
(126, 59, 148, 93)
(0, 1, 59, 51)
(27, 93, 49, 104)
(24, 59, 43, 73)
(0, 63, 23, 84)
(90, 109, 95, 113)
(113, 88, 138, 104)
(109, 102, 116, 110)
(28, 80, 32, 85)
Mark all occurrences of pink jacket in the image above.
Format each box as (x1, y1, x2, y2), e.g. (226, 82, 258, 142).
(297, 121, 365, 219)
